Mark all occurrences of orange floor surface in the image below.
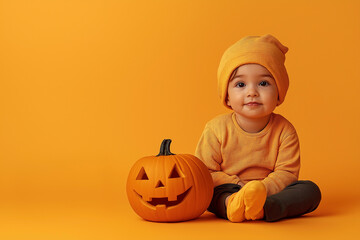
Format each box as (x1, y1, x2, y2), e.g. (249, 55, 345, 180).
(1, 193, 359, 240)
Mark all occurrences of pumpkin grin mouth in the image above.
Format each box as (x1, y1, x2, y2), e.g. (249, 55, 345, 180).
(134, 187, 192, 208)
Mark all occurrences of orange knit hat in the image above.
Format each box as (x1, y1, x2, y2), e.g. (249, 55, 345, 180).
(217, 34, 289, 109)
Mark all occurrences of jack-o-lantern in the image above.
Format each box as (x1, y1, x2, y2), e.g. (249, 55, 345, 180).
(126, 139, 213, 222)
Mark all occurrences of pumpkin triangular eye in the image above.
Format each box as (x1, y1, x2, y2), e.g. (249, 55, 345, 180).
(169, 165, 182, 178)
(136, 167, 149, 180)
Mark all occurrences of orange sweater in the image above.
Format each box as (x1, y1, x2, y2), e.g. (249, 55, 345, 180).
(195, 112, 300, 196)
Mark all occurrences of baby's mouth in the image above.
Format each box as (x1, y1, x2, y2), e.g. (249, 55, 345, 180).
(245, 102, 261, 106)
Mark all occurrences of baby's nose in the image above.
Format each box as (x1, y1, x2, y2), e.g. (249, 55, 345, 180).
(247, 87, 259, 97)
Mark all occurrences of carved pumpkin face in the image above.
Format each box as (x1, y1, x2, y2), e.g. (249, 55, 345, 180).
(126, 139, 213, 222)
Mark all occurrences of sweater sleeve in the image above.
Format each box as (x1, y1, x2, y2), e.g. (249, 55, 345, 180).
(195, 124, 241, 187)
(261, 131, 300, 196)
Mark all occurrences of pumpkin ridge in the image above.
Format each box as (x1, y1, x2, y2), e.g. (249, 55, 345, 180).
(172, 155, 186, 202)
(178, 154, 197, 212)
(183, 154, 202, 211)
(183, 154, 214, 210)
(187, 154, 213, 210)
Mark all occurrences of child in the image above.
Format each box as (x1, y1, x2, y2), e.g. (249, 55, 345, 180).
(195, 34, 321, 222)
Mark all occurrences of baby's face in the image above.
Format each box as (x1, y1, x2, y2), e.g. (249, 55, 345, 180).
(226, 63, 279, 120)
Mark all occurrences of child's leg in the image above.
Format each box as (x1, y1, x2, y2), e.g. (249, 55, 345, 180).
(263, 180, 321, 222)
(207, 183, 241, 219)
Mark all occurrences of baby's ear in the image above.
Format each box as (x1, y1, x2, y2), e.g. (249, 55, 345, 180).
(226, 96, 231, 107)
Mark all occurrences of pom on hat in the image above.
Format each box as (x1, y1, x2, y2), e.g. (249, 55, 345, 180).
(217, 34, 289, 109)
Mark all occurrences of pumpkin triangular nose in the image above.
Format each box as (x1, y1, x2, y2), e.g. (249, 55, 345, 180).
(155, 180, 165, 188)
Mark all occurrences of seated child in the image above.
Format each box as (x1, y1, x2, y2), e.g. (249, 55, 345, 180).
(195, 34, 321, 222)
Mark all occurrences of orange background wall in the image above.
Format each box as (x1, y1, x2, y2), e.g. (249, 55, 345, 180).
(0, 0, 359, 239)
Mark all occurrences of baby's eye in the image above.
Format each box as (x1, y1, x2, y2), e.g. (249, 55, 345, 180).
(235, 82, 245, 88)
(259, 81, 269, 86)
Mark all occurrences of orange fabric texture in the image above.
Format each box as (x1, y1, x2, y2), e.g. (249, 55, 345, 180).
(217, 34, 289, 108)
(195, 112, 300, 196)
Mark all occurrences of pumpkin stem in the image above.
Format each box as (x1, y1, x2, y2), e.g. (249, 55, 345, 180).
(156, 139, 175, 156)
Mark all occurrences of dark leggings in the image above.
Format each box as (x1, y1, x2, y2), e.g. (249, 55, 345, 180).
(208, 180, 321, 222)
